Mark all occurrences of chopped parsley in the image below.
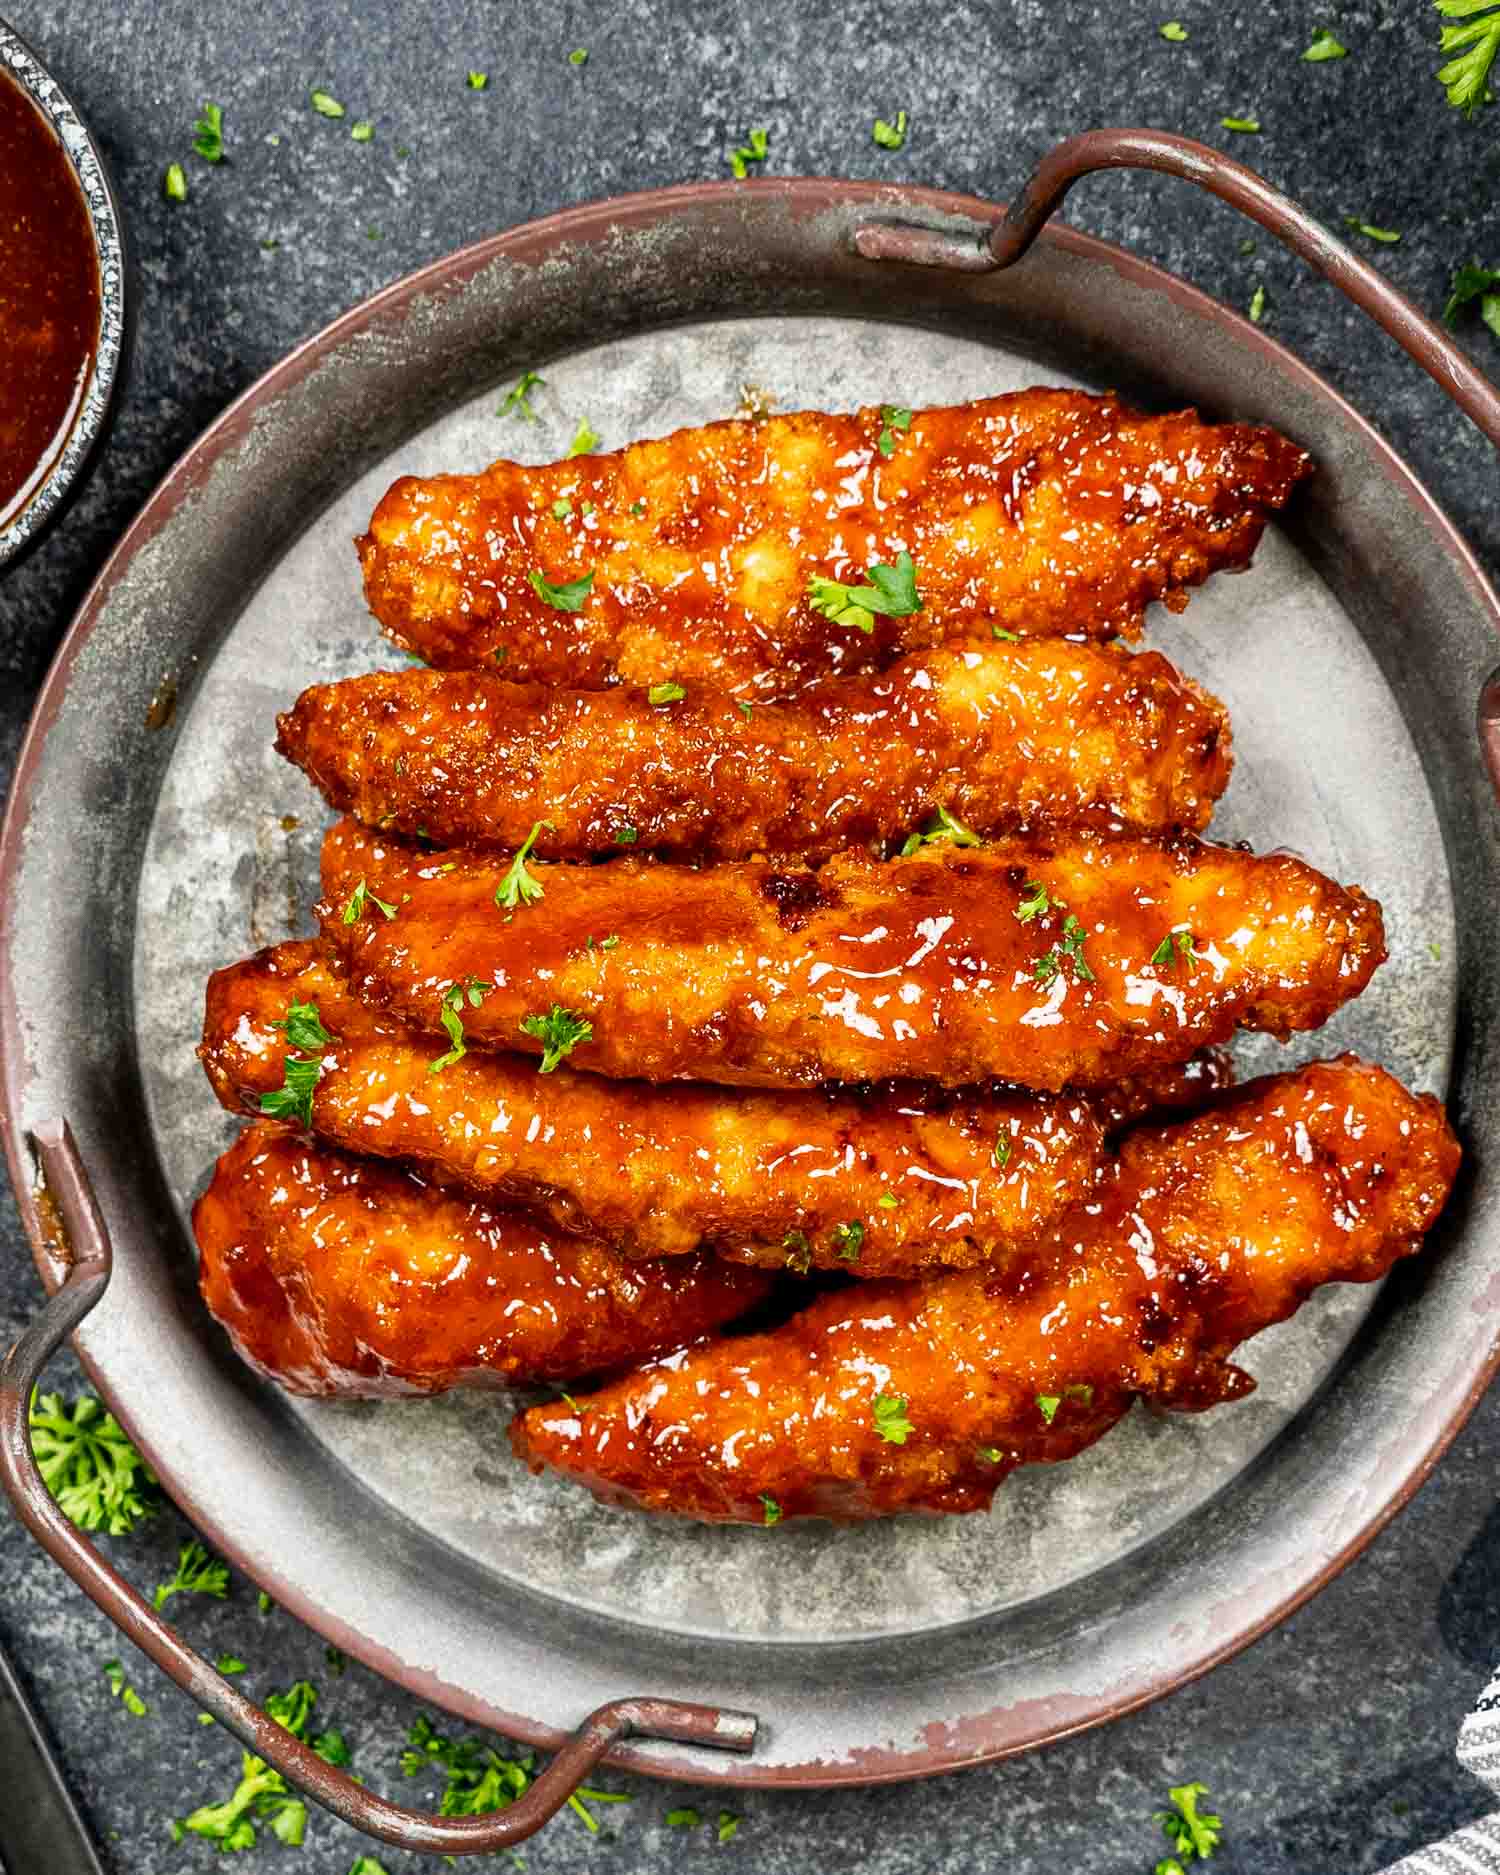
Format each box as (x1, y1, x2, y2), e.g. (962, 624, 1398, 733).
(991, 624, 1021, 641)
(342, 877, 398, 923)
(164, 162, 188, 202)
(1014, 879, 1054, 922)
(1303, 29, 1348, 60)
(257, 1591, 274, 1614)
(29, 1391, 158, 1533)
(1066, 1382, 1095, 1406)
(398, 1713, 625, 1830)
(629, 498, 647, 517)
(193, 102, 224, 163)
(648, 680, 686, 705)
(614, 825, 639, 845)
(877, 403, 913, 456)
(528, 567, 594, 611)
(1220, 115, 1261, 132)
(216, 1654, 248, 1675)
(759, 1493, 782, 1526)
(877, 1191, 901, 1210)
(1036, 1394, 1061, 1425)
(585, 933, 620, 951)
(431, 978, 491, 1074)
(103, 1660, 148, 1716)
(977, 1446, 1005, 1464)
(258, 1054, 323, 1128)
(153, 1539, 230, 1612)
(728, 126, 768, 178)
(1445, 261, 1500, 339)
(1345, 217, 1401, 243)
(467, 70, 489, 89)
(349, 1860, 391, 1875)
(180, 1680, 331, 1851)
(1248, 285, 1268, 323)
(872, 1393, 913, 1444)
(718, 1812, 741, 1844)
(736, 700, 754, 719)
(1435, 1, 1500, 115)
(872, 109, 908, 150)
(351, 120, 374, 142)
(782, 1228, 812, 1274)
(310, 88, 345, 118)
(569, 47, 589, 65)
(495, 819, 554, 910)
(831, 1219, 865, 1261)
(899, 802, 980, 855)
(501, 370, 545, 421)
(551, 496, 573, 519)
(520, 1004, 593, 1072)
(270, 996, 334, 1052)
(1033, 913, 1095, 986)
(666, 1807, 701, 1826)
(993, 1132, 1012, 1171)
(567, 419, 600, 457)
(1160, 21, 1188, 40)
(807, 549, 923, 633)
(1155, 1782, 1224, 1864)
(1151, 928, 1199, 972)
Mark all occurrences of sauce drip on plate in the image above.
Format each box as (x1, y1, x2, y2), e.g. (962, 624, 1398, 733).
(0, 68, 100, 525)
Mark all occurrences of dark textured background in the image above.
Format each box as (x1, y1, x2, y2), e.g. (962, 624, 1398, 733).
(2, 3, 1499, 1871)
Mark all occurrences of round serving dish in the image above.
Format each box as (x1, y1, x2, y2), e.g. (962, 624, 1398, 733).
(0, 15, 130, 570)
(2, 158, 1499, 1826)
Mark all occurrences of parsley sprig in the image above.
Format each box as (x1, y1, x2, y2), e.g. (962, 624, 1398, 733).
(1033, 914, 1095, 986)
(259, 1054, 323, 1128)
(807, 550, 923, 634)
(343, 877, 398, 924)
(520, 1004, 593, 1072)
(153, 1538, 230, 1612)
(873, 1393, 913, 1444)
(495, 819, 553, 910)
(877, 403, 913, 455)
(1446, 260, 1500, 339)
(529, 567, 594, 612)
(1154, 1781, 1224, 1871)
(179, 1680, 340, 1851)
(269, 996, 334, 1052)
(431, 978, 492, 1074)
(400, 1714, 628, 1831)
(29, 1390, 158, 1533)
(1435, 0, 1500, 115)
(1150, 928, 1198, 973)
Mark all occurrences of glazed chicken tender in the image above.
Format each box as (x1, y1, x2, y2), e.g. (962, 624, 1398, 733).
(199, 942, 1107, 1276)
(358, 389, 1310, 692)
(318, 819, 1384, 1092)
(194, 1121, 773, 1397)
(276, 640, 1232, 860)
(510, 1060, 1460, 1521)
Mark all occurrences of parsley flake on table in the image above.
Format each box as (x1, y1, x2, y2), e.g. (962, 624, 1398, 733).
(343, 876, 398, 923)
(1445, 260, 1500, 338)
(103, 1659, 148, 1716)
(399, 1713, 534, 1818)
(1155, 1781, 1224, 1863)
(528, 567, 594, 611)
(351, 119, 374, 142)
(807, 549, 923, 633)
(467, 70, 489, 89)
(648, 680, 686, 705)
(164, 162, 188, 202)
(216, 1654, 248, 1675)
(495, 820, 554, 910)
(431, 978, 492, 1074)
(1345, 216, 1401, 242)
(1304, 29, 1348, 60)
(310, 88, 345, 118)
(1435, 0, 1500, 115)
(899, 802, 981, 855)
(872, 108, 908, 149)
(520, 1004, 593, 1072)
(567, 418, 600, 456)
(153, 1538, 230, 1611)
(501, 369, 545, 420)
(1220, 114, 1261, 131)
(873, 1392, 913, 1444)
(29, 1390, 158, 1533)
(718, 1812, 741, 1844)
(1160, 21, 1188, 40)
(1150, 928, 1199, 972)
(1036, 1393, 1061, 1425)
(831, 1218, 865, 1261)
(569, 47, 589, 65)
(667, 1806, 702, 1826)
(259, 1053, 323, 1127)
(877, 402, 913, 455)
(180, 1679, 326, 1850)
(1034, 913, 1095, 986)
(270, 995, 335, 1052)
(350, 1859, 393, 1874)
(193, 102, 224, 162)
(728, 125, 768, 178)
(1248, 284, 1268, 323)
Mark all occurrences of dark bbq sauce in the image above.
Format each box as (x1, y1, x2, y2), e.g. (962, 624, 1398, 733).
(0, 69, 100, 524)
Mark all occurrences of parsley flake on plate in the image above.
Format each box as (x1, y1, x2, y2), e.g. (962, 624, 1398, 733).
(343, 876, 398, 923)
(153, 1538, 230, 1611)
(614, 825, 639, 845)
(831, 1218, 864, 1261)
(993, 1131, 1012, 1171)
(520, 1004, 593, 1072)
(877, 1191, 901, 1210)
(872, 109, 908, 149)
(782, 1228, 812, 1274)
(872, 1392, 913, 1444)
(270, 995, 334, 1052)
(1014, 878, 1054, 922)
(877, 402, 913, 456)
(992, 624, 1021, 641)
(501, 369, 544, 420)
(807, 549, 923, 633)
(495, 819, 554, 911)
(430, 977, 492, 1074)
(310, 88, 345, 118)
(648, 680, 686, 705)
(1435, 0, 1500, 116)
(30, 1391, 158, 1533)
(164, 162, 188, 202)
(900, 802, 981, 856)
(1034, 913, 1095, 986)
(1036, 1393, 1061, 1425)
(567, 418, 600, 456)
(528, 567, 594, 611)
(728, 126, 768, 178)
(258, 1054, 323, 1128)
(1150, 928, 1198, 972)
(1304, 29, 1348, 60)
(193, 102, 224, 162)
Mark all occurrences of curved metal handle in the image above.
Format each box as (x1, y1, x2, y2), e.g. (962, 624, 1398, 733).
(854, 127, 1500, 453)
(0, 1121, 757, 1857)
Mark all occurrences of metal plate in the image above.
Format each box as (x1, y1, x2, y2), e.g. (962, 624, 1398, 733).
(3, 180, 1499, 1784)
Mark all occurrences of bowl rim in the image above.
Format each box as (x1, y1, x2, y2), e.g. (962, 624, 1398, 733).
(0, 14, 130, 568)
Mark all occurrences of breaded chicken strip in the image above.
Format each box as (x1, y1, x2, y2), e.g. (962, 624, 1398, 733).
(277, 641, 1231, 860)
(199, 942, 1106, 1276)
(511, 1060, 1459, 1521)
(194, 1121, 772, 1398)
(358, 389, 1310, 692)
(319, 819, 1383, 1092)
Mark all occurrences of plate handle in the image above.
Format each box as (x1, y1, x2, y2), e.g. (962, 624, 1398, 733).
(0, 1120, 758, 1856)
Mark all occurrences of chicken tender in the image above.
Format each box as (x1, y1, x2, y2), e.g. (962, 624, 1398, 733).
(358, 388, 1310, 692)
(511, 1059, 1459, 1520)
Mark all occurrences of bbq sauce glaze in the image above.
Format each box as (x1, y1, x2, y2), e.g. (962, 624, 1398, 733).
(0, 68, 100, 525)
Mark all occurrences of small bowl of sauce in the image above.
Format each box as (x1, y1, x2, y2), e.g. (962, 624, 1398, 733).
(0, 18, 129, 569)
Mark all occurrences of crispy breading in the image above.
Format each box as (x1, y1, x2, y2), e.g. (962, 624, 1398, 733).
(510, 1060, 1459, 1521)
(358, 389, 1310, 692)
(276, 640, 1231, 860)
(193, 1120, 772, 1398)
(199, 942, 1106, 1276)
(318, 818, 1384, 1092)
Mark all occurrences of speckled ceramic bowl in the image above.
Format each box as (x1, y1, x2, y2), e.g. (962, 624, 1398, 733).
(0, 16, 130, 569)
